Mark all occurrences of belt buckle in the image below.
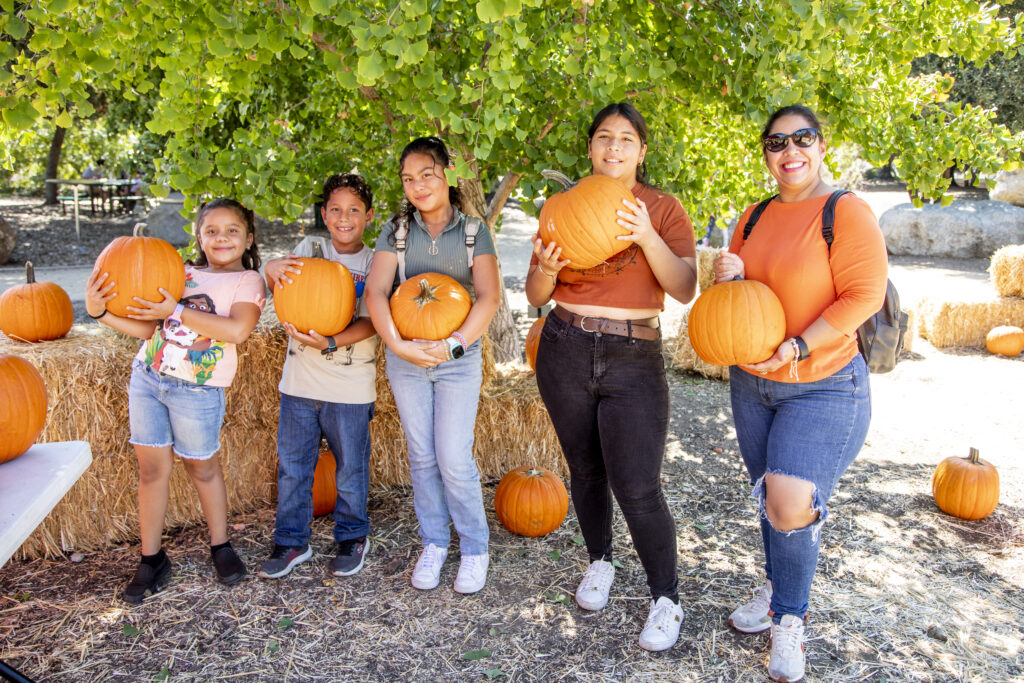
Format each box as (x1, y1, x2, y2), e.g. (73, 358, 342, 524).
(578, 315, 600, 334)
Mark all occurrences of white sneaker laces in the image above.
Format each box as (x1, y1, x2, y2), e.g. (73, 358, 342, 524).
(646, 599, 677, 632)
(772, 618, 804, 658)
(579, 561, 614, 593)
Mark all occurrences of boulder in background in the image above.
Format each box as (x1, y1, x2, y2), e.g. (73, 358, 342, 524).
(879, 200, 1024, 258)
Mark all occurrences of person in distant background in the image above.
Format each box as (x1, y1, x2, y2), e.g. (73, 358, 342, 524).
(82, 158, 108, 213)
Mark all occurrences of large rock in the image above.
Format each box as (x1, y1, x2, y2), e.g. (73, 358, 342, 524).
(989, 169, 1024, 207)
(144, 192, 191, 246)
(0, 215, 15, 264)
(878, 200, 1024, 258)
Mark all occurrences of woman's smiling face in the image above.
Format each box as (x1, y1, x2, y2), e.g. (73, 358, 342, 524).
(763, 113, 827, 197)
(588, 114, 647, 188)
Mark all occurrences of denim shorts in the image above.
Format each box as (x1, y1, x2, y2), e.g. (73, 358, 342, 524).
(128, 360, 227, 460)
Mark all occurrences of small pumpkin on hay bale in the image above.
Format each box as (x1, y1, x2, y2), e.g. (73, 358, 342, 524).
(916, 297, 1024, 348)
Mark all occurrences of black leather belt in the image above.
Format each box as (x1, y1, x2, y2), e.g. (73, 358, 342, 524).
(551, 305, 660, 341)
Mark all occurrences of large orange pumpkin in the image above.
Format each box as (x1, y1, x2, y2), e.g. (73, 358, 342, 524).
(494, 466, 569, 537)
(932, 447, 1000, 520)
(687, 280, 786, 366)
(312, 448, 337, 517)
(390, 273, 471, 341)
(274, 257, 357, 337)
(985, 325, 1024, 357)
(93, 223, 186, 317)
(0, 354, 48, 464)
(538, 173, 635, 269)
(525, 317, 546, 370)
(0, 262, 73, 342)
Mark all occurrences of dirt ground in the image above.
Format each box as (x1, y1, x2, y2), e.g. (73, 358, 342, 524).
(0, 191, 1022, 682)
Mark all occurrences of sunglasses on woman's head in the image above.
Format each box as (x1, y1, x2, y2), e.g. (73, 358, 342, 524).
(762, 128, 820, 153)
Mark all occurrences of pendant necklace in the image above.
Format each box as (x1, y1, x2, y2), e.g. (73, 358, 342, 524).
(428, 236, 439, 256)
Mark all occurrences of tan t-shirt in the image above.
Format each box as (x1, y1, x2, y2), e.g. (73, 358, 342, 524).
(277, 237, 377, 404)
(532, 183, 697, 310)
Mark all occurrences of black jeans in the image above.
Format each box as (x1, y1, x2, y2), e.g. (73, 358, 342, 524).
(535, 312, 678, 601)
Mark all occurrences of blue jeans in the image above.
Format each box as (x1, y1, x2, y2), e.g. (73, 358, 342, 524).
(730, 355, 871, 621)
(273, 392, 374, 546)
(385, 342, 488, 555)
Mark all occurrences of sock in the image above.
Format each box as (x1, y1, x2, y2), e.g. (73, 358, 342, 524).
(141, 549, 166, 567)
(210, 541, 231, 557)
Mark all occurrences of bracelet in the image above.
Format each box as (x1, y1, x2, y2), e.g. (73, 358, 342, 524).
(537, 266, 557, 280)
(793, 335, 810, 360)
(88, 309, 108, 320)
(788, 338, 801, 380)
(451, 331, 467, 348)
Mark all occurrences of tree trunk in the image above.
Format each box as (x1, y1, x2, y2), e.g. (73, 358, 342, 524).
(44, 126, 67, 205)
(457, 167, 522, 364)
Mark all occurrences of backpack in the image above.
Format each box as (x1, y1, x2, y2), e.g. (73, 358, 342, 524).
(393, 212, 481, 283)
(742, 190, 908, 373)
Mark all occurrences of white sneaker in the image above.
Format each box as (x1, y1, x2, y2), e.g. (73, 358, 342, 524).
(575, 559, 615, 611)
(768, 614, 806, 682)
(729, 580, 773, 634)
(453, 553, 489, 594)
(638, 596, 684, 651)
(411, 543, 448, 590)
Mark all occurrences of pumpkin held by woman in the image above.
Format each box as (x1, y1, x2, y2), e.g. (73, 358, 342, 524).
(537, 174, 635, 270)
(494, 466, 569, 537)
(93, 223, 186, 318)
(687, 279, 786, 366)
(390, 273, 471, 341)
(0, 262, 73, 342)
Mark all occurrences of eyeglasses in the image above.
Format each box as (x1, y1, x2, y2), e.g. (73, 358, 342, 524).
(762, 128, 820, 153)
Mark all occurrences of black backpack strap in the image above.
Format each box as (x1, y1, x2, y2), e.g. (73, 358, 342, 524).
(741, 194, 778, 240)
(821, 190, 852, 252)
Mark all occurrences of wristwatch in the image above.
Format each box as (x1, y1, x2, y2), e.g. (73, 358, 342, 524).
(168, 302, 185, 324)
(321, 336, 337, 356)
(793, 336, 811, 360)
(445, 336, 465, 360)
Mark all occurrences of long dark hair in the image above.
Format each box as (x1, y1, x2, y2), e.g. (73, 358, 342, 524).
(761, 104, 824, 141)
(189, 198, 261, 271)
(389, 136, 464, 245)
(588, 102, 651, 184)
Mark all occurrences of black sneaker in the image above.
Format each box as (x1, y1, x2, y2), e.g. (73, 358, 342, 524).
(330, 537, 370, 576)
(123, 554, 172, 604)
(212, 545, 248, 586)
(258, 544, 313, 579)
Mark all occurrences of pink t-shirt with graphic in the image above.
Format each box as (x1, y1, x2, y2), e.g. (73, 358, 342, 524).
(135, 266, 267, 387)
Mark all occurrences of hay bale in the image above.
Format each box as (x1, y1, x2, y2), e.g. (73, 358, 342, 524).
(3, 315, 561, 558)
(989, 245, 1024, 298)
(696, 246, 718, 293)
(668, 311, 730, 381)
(916, 297, 1024, 348)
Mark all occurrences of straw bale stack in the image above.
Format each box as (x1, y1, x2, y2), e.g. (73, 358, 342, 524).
(696, 247, 718, 293)
(668, 310, 730, 381)
(916, 297, 1024, 348)
(2, 316, 561, 558)
(989, 245, 1024, 298)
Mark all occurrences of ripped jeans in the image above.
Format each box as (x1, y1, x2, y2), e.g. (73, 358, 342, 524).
(729, 355, 870, 621)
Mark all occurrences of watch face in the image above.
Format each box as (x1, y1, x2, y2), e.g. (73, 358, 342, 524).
(451, 344, 465, 359)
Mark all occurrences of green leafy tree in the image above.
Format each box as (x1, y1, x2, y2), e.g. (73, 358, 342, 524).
(3, 0, 1023, 359)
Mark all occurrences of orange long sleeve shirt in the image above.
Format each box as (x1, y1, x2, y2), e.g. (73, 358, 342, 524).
(728, 193, 888, 383)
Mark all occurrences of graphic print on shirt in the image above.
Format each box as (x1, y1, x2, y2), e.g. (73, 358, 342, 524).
(144, 292, 226, 385)
(565, 244, 640, 278)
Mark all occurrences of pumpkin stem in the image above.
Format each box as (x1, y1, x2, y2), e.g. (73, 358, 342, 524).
(525, 468, 542, 477)
(414, 278, 439, 308)
(968, 447, 981, 464)
(132, 222, 147, 237)
(541, 169, 577, 190)
(25, 261, 35, 284)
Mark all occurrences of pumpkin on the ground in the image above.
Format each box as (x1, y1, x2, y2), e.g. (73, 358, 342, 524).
(985, 325, 1024, 357)
(274, 257, 356, 337)
(312, 448, 337, 517)
(932, 447, 1000, 520)
(0, 354, 48, 464)
(537, 173, 635, 270)
(494, 466, 569, 537)
(687, 279, 786, 366)
(525, 317, 545, 370)
(390, 273, 471, 341)
(0, 262, 73, 342)
(93, 223, 186, 317)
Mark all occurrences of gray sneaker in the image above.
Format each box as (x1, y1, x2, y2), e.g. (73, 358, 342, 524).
(258, 544, 312, 579)
(331, 537, 369, 576)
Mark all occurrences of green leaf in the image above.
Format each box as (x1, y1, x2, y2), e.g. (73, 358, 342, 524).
(611, 559, 624, 569)
(47, 0, 71, 12)
(154, 666, 171, 681)
(483, 669, 507, 679)
(476, 0, 503, 23)
(4, 16, 27, 40)
(309, 0, 335, 13)
(149, 185, 171, 199)
(461, 648, 491, 661)
(2, 100, 38, 131)
(54, 110, 73, 128)
(278, 616, 295, 631)
(940, 193, 954, 207)
(266, 640, 281, 654)
(570, 535, 584, 546)
(547, 549, 561, 561)
(544, 591, 570, 605)
(356, 52, 385, 84)
(83, 53, 116, 74)
(289, 43, 308, 59)
(554, 150, 577, 167)
(403, 40, 428, 65)
(122, 623, 142, 637)
(444, 167, 458, 187)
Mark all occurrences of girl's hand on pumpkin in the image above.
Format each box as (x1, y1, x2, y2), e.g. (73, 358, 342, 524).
(713, 250, 745, 283)
(125, 288, 178, 321)
(740, 339, 797, 375)
(266, 256, 304, 287)
(418, 340, 449, 363)
(84, 270, 116, 317)
(283, 322, 328, 350)
(616, 198, 657, 250)
(531, 235, 571, 275)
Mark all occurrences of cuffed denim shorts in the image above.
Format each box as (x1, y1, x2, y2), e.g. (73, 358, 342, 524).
(128, 360, 226, 460)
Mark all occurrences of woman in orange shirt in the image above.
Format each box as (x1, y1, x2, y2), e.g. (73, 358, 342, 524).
(714, 105, 887, 682)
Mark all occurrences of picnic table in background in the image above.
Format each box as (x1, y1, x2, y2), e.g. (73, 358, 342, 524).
(0, 440, 93, 683)
(44, 178, 138, 241)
